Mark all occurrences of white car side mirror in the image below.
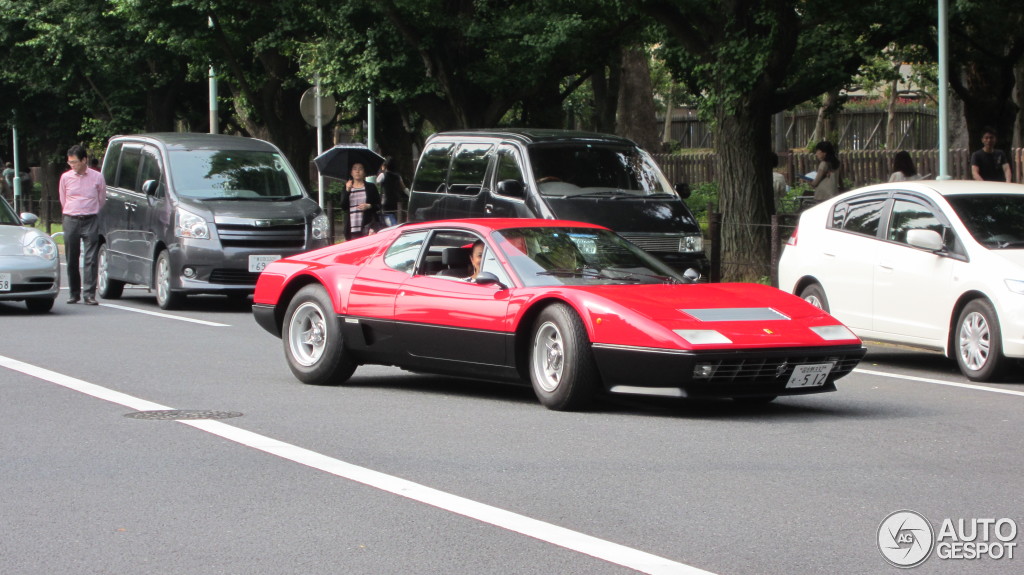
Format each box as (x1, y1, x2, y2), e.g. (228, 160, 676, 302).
(906, 229, 944, 251)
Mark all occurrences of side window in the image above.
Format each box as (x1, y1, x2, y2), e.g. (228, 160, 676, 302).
(420, 230, 482, 277)
(888, 199, 943, 245)
(384, 231, 429, 274)
(411, 144, 452, 193)
(117, 145, 143, 192)
(139, 147, 166, 198)
(102, 141, 122, 184)
(831, 196, 885, 237)
(494, 148, 526, 198)
(448, 143, 493, 195)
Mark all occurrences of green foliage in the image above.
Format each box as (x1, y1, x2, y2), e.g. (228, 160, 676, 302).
(685, 181, 718, 230)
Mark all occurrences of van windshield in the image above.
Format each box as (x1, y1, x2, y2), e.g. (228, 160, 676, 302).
(168, 150, 306, 200)
(527, 144, 677, 198)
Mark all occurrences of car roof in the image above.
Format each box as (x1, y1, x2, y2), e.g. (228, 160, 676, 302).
(844, 180, 1024, 198)
(108, 133, 280, 152)
(426, 128, 637, 147)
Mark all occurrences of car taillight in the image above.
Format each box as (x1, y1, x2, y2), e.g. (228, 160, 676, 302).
(786, 227, 798, 246)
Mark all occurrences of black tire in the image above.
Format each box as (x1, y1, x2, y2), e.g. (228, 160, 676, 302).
(955, 299, 1005, 381)
(25, 298, 54, 313)
(528, 303, 599, 411)
(155, 250, 184, 310)
(733, 396, 777, 404)
(799, 283, 830, 313)
(282, 284, 356, 386)
(97, 244, 124, 299)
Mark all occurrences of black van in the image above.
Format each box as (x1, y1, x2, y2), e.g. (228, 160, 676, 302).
(98, 133, 330, 309)
(407, 129, 708, 274)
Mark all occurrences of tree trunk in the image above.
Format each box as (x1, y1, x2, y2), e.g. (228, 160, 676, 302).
(714, 107, 774, 282)
(616, 47, 659, 150)
(885, 75, 899, 150)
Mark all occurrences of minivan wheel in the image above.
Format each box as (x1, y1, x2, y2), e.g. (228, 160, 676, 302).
(956, 299, 1005, 382)
(282, 284, 356, 385)
(799, 283, 830, 313)
(155, 250, 184, 310)
(97, 244, 124, 299)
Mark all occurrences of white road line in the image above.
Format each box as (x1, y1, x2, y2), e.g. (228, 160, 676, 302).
(854, 368, 1024, 397)
(94, 303, 230, 327)
(0, 354, 715, 575)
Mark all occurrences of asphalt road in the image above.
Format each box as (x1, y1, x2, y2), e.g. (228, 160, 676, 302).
(2, 282, 1022, 575)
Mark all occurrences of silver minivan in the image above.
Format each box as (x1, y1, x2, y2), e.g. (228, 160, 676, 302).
(98, 133, 330, 309)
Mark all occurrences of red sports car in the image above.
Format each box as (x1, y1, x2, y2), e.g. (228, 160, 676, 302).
(253, 219, 865, 410)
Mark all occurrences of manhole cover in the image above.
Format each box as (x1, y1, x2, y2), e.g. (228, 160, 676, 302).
(124, 410, 243, 421)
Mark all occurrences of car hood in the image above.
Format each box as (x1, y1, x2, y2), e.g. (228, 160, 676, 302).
(178, 196, 321, 222)
(0, 225, 31, 255)
(541, 197, 701, 234)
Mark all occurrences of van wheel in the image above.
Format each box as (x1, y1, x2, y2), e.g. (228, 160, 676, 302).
(956, 299, 1005, 381)
(799, 283, 829, 313)
(97, 244, 124, 299)
(529, 303, 599, 411)
(155, 250, 184, 310)
(282, 284, 356, 385)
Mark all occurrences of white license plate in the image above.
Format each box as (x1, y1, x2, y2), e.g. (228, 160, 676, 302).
(248, 255, 281, 273)
(785, 362, 835, 388)
(0, 273, 10, 292)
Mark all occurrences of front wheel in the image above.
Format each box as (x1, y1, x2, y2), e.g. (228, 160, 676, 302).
(956, 299, 1005, 381)
(155, 250, 184, 310)
(799, 283, 830, 313)
(97, 244, 124, 299)
(282, 284, 356, 385)
(25, 298, 54, 313)
(529, 303, 599, 411)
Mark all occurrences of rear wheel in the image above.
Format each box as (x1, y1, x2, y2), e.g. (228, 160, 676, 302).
(155, 250, 184, 310)
(97, 244, 124, 299)
(282, 284, 356, 385)
(529, 303, 599, 411)
(956, 299, 1005, 381)
(799, 283, 829, 312)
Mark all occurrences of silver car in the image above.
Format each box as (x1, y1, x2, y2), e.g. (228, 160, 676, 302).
(0, 197, 60, 312)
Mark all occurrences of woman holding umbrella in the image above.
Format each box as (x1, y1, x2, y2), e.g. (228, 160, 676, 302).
(339, 162, 381, 240)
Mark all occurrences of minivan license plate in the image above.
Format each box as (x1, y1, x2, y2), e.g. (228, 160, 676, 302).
(0, 273, 10, 291)
(248, 255, 281, 272)
(785, 362, 834, 388)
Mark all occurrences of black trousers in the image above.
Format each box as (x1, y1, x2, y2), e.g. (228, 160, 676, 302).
(63, 214, 99, 298)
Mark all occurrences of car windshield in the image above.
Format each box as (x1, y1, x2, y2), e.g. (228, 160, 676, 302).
(494, 227, 687, 287)
(527, 143, 676, 198)
(946, 194, 1024, 249)
(168, 149, 306, 200)
(0, 197, 19, 225)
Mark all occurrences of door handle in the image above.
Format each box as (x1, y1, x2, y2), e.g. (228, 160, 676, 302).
(484, 203, 494, 214)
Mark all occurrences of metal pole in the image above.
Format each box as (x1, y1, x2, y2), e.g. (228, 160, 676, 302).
(12, 120, 22, 214)
(316, 76, 325, 208)
(367, 96, 376, 154)
(209, 18, 218, 134)
(937, 0, 950, 179)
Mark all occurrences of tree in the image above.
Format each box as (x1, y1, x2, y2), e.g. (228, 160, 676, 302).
(643, 0, 929, 281)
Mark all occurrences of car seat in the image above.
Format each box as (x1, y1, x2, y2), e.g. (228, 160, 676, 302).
(437, 247, 471, 277)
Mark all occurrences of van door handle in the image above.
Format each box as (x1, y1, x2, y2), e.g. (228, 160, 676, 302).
(484, 203, 494, 214)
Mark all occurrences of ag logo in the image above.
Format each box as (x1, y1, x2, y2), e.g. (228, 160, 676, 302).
(878, 510, 934, 568)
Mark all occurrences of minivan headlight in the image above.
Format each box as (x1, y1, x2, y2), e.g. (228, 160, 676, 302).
(311, 213, 329, 240)
(24, 234, 58, 260)
(175, 208, 209, 240)
(680, 234, 703, 253)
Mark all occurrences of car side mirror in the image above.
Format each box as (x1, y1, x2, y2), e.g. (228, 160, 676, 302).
(674, 183, 691, 199)
(682, 268, 701, 283)
(20, 212, 39, 226)
(497, 179, 525, 198)
(906, 229, 944, 251)
(474, 271, 507, 289)
(142, 179, 159, 196)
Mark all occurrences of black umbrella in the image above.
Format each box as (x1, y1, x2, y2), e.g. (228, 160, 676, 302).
(313, 144, 385, 180)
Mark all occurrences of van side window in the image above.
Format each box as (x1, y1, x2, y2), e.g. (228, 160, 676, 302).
(448, 143, 493, 195)
(411, 144, 452, 193)
(830, 195, 886, 238)
(139, 147, 165, 198)
(495, 148, 526, 193)
(102, 142, 122, 184)
(118, 145, 143, 192)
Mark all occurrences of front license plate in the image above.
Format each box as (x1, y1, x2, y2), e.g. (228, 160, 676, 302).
(785, 362, 835, 388)
(248, 255, 281, 273)
(0, 273, 10, 291)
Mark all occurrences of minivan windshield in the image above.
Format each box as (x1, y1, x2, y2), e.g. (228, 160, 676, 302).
(168, 149, 306, 200)
(527, 144, 676, 199)
(945, 194, 1024, 249)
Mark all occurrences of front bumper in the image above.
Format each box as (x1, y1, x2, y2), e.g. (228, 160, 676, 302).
(592, 343, 866, 399)
(0, 256, 60, 301)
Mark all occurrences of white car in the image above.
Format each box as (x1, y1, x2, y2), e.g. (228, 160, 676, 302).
(0, 197, 60, 312)
(778, 180, 1024, 381)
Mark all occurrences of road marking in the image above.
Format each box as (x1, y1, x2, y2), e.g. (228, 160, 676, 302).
(0, 354, 715, 575)
(854, 368, 1024, 397)
(93, 303, 230, 327)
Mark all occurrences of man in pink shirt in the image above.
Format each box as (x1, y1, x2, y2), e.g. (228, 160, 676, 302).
(59, 145, 106, 305)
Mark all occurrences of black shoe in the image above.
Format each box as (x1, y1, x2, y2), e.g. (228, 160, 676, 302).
(67, 296, 80, 304)
(83, 297, 98, 306)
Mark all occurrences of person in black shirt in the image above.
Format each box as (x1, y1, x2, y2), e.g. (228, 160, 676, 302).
(971, 127, 1012, 182)
(376, 157, 407, 227)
